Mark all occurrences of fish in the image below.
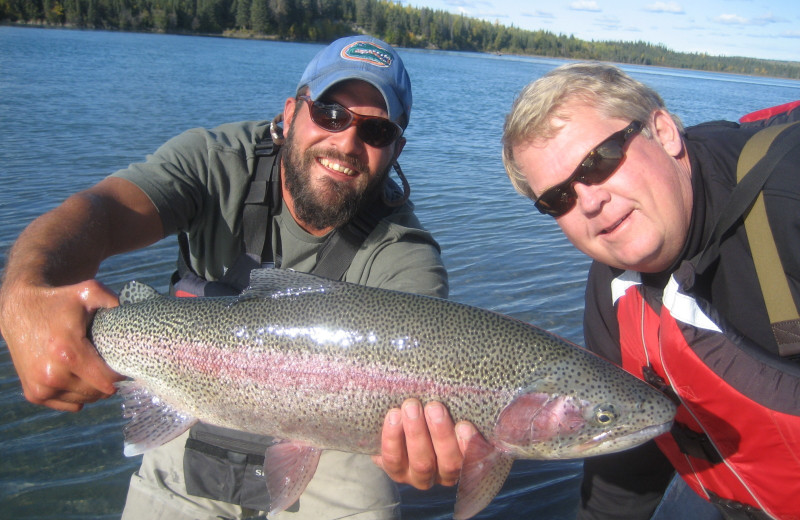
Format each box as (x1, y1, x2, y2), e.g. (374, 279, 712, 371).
(90, 268, 676, 519)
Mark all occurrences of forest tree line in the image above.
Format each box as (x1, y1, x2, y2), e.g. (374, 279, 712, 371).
(3, 0, 799, 80)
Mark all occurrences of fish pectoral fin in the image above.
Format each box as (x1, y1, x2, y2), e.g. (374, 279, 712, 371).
(264, 441, 322, 514)
(454, 435, 513, 520)
(115, 380, 197, 456)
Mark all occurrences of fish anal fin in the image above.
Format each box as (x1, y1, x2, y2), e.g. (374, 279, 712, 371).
(264, 441, 322, 514)
(454, 435, 513, 520)
(115, 380, 197, 456)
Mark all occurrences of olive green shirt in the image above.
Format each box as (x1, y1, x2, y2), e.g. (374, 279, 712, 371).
(112, 120, 448, 298)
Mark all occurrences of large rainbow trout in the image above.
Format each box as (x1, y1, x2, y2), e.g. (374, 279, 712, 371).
(90, 269, 675, 519)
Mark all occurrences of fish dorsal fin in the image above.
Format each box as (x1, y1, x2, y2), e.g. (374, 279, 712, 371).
(119, 281, 162, 304)
(239, 268, 345, 301)
(454, 435, 513, 520)
(264, 441, 322, 514)
(114, 380, 197, 456)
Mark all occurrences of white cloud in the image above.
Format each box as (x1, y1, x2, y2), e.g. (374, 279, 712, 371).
(714, 11, 787, 26)
(645, 2, 684, 14)
(521, 10, 556, 19)
(714, 13, 749, 25)
(752, 12, 785, 25)
(594, 15, 621, 30)
(569, 1, 601, 12)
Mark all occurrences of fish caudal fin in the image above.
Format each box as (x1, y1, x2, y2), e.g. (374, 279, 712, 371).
(454, 435, 513, 520)
(119, 281, 162, 304)
(265, 441, 322, 514)
(115, 381, 198, 456)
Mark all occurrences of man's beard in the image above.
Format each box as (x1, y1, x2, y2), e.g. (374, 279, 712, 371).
(282, 132, 389, 231)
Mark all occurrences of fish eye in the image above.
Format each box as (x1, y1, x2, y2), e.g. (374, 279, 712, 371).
(593, 404, 619, 426)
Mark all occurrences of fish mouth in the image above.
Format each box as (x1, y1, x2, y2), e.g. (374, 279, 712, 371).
(578, 419, 673, 455)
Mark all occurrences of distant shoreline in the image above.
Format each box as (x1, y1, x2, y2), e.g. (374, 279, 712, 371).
(4, 21, 800, 82)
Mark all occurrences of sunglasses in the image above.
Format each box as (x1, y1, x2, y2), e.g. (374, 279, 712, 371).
(534, 120, 643, 217)
(298, 95, 403, 148)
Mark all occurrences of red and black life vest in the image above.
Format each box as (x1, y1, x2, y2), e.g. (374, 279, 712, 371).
(613, 117, 800, 519)
(615, 268, 800, 519)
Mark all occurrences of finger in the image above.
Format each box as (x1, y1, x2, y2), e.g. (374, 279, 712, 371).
(40, 399, 84, 413)
(23, 353, 115, 407)
(424, 402, 463, 486)
(400, 398, 438, 489)
(456, 421, 480, 455)
(374, 408, 406, 477)
(73, 337, 124, 395)
(78, 279, 120, 310)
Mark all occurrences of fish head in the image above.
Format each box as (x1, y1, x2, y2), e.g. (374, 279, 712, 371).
(493, 356, 676, 459)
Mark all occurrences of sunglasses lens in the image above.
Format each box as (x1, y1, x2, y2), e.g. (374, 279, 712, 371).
(535, 188, 576, 216)
(358, 119, 400, 148)
(577, 147, 624, 185)
(310, 103, 352, 132)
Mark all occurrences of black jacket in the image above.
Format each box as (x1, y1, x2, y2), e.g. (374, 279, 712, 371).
(577, 118, 800, 519)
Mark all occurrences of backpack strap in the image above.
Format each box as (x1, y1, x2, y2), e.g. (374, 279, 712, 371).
(170, 138, 281, 297)
(243, 139, 282, 264)
(736, 122, 800, 357)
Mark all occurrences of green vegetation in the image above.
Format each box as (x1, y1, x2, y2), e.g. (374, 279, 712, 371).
(3, 0, 799, 79)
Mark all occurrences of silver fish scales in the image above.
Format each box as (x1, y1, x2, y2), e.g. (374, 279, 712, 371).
(90, 268, 675, 519)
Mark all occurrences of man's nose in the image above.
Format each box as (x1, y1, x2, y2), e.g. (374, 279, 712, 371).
(573, 182, 611, 214)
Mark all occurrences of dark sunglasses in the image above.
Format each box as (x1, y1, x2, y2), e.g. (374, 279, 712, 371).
(534, 120, 643, 217)
(298, 95, 403, 148)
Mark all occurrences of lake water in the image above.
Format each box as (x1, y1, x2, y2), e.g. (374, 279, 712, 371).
(1, 25, 798, 520)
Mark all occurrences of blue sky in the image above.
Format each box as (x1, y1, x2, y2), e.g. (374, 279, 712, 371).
(402, 0, 799, 62)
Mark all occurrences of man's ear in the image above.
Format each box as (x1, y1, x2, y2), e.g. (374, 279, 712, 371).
(283, 97, 297, 131)
(652, 109, 684, 158)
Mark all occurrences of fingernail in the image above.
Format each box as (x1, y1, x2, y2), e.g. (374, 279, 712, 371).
(426, 402, 445, 423)
(456, 423, 475, 442)
(403, 400, 421, 420)
(388, 409, 401, 426)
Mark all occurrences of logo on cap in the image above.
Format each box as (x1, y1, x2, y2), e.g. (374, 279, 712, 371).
(340, 41, 393, 68)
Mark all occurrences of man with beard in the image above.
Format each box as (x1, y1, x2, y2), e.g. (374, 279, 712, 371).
(0, 36, 457, 519)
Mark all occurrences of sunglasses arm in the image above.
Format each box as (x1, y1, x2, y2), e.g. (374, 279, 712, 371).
(383, 160, 411, 208)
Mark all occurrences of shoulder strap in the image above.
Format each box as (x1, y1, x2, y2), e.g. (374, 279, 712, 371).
(694, 122, 800, 357)
(695, 122, 800, 272)
(243, 140, 282, 263)
(736, 122, 800, 357)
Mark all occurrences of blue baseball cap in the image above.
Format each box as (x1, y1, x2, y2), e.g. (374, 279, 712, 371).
(297, 36, 412, 129)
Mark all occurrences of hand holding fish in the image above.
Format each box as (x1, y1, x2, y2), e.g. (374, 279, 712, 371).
(0, 277, 123, 411)
(374, 398, 477, 489)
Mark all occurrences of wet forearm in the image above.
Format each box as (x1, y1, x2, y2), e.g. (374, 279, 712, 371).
(4, 193, 111, 288)
(3, 177, 163, 289)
